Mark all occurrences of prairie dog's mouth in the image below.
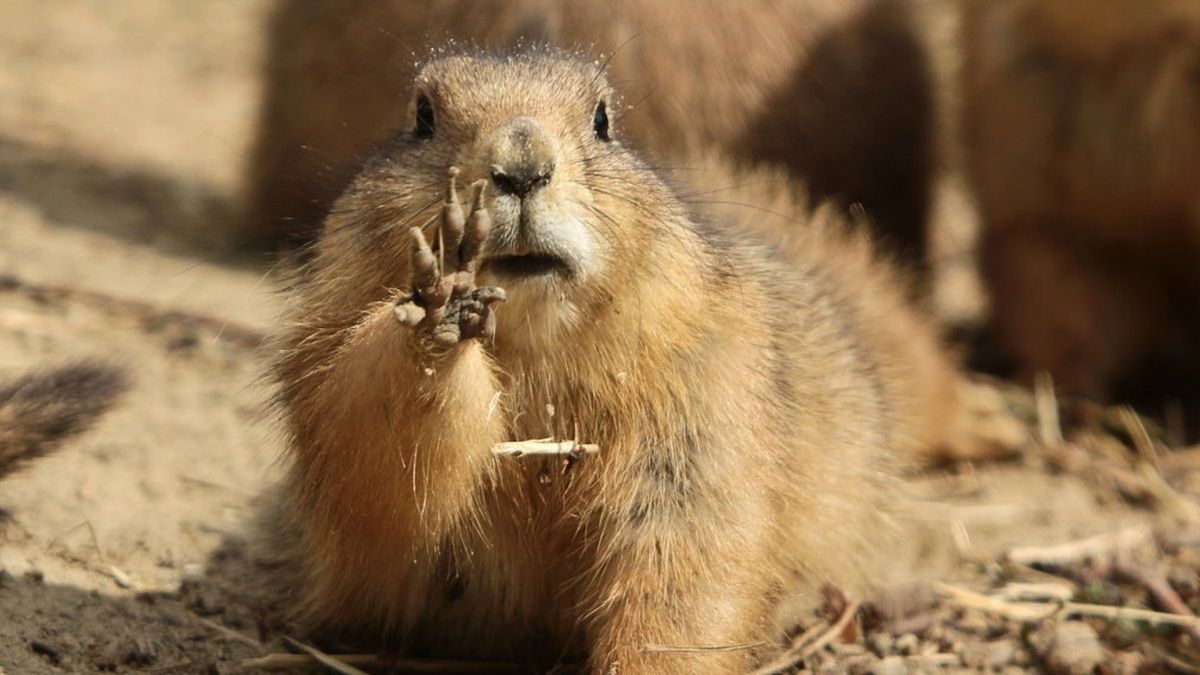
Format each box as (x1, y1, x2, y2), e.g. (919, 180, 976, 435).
(481, 252, 572, 280)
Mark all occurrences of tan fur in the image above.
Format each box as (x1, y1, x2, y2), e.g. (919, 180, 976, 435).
(0, 361, 128, 480)
(962, 0, 1200, 400)
(244, 0, 937, 266)
(267, 52, 971, 673)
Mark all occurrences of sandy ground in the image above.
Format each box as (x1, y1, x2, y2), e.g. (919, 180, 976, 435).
(0, 3, 1195, 674)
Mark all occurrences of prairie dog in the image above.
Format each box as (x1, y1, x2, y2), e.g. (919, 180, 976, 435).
(962, 0, 1200, 403)
(268, 51, 966, 673)
(245, 0, 937, 266)
(0, 362, 128, 480)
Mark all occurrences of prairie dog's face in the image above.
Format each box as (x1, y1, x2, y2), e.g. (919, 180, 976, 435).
(405, 54, 631, 283)
(345, 52, 666, 346)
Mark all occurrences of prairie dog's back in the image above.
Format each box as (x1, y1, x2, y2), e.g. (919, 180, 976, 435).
(685, 161, 964, 463)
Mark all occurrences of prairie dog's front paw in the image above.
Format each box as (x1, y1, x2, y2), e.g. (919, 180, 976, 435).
(394, 168, 506, 349)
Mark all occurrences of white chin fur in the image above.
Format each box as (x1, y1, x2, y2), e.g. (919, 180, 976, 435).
(492, 283, 582, 352)
(479, 200, 602, 350)
(486, 196, 600, 277)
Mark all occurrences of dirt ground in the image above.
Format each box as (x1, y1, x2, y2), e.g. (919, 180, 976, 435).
(2, 3, 1199, 674)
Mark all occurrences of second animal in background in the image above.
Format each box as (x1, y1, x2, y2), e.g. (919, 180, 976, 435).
(961, 0, 1200, 416)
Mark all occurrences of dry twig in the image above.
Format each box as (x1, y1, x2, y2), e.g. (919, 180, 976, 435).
(241, 653, 375, 671)
(1034, 372, 1062, 446)
(643, 641, 765, 653)
(994, 582, 1074, 603)
(748, 600, 861, 675)
(1006, 526, 1153, 566)
(936, 582, 1200, 630)
(1121, 407, 1161, 470)
(1112, 555, 1200, 642)
(283, 638, 369, 675)
(492, 439, 599, 457)
(197, 617, 262, 650)
(242, 650, 571, 673)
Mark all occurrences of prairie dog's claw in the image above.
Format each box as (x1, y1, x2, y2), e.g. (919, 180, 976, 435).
(396, 169, 503, 349)
(410, 227, 446, 306)
(442, 168, 466, 264)
(459, 180, 491, 271)
(473, 287, 507, 305)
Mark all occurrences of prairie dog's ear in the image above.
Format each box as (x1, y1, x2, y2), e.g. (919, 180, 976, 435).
(0, 361, 130, 480)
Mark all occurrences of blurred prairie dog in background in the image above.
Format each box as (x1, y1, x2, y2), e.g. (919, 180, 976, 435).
(962, 0, 1200, 408)
(264, 51, 1000, 674)
(244, 0, 944, 276)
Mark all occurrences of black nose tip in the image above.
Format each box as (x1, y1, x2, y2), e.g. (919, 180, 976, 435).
(490, 163, 554, 198)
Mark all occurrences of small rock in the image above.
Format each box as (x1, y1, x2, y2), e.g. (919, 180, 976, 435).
(93, 636, 157, 670)
(843, 654, 877, 674)
(30, 640, 61, 664)
(958, 641, 986, 668)
(914, 653, 963, 669)
(985, 639, 1017, 669)
(111, 636, 156, 667)
(187, 589, 225, 616)
(953, 609, 991, 634)
(869, 633, 894, 656)
(868, 655, 909, 675)
(895, 633, 919, 656)
(832, 642, 867, 657)
(1044, 621, 1104, 675)
(1167, 565, 1199, 595)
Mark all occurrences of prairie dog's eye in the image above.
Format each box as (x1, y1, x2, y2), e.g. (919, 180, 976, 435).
(593, 100, 610, 141)
(415, 95, 435, 139)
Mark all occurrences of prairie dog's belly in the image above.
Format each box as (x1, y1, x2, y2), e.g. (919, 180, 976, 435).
(406, 499, 574, 659)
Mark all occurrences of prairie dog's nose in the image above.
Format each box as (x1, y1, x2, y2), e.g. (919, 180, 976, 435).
(487, 116, 557, 199)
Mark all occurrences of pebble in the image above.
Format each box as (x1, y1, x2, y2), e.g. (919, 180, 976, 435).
(895, 633, 920, 656)
(29, 640, 61, 664)
(868, 656, 909, 675)
(844, 654, 878, 674)
(180, 563, 205, 581)
(985, 639, 1017, 669)
(1044, 621, 1105, 675)
(869, 633, 894, 656)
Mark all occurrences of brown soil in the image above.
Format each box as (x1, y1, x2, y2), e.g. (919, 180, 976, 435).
(1, 4, 1198, 674)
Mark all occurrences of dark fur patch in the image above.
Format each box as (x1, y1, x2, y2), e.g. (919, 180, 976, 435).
(627, 421, 704, 527)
